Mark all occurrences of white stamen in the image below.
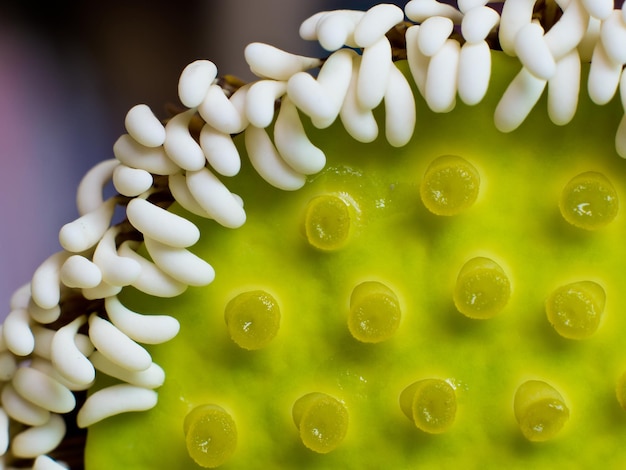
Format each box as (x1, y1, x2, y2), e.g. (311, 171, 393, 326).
(185, 167, 247, 228)
(88, 314, 152, 372)
(406, 24, 430, 97)
(3, 309, 34, 357)
(163, 109, 206, 172)
(113, 134, 180, 175)
(83, 280, 122, 303)
(76, 384, 158, 428)
(51, 316, 95, 387)
(495, 67, 547, 132)
(12, 367, 75, 414)
(11, 413, 65, 459)
(244, 126, 307, 191)
(199, 124, 242, 177)
(31, 252, 69, 310)
(340, 54, 379, 143)
(498, 0, 536, 56)
(92, 227, 142, 287)
(90, 352, 165, 389)
(315, 10, 364, 50)
(354, 4, 405, 48)
(458, 41, 492, 105)
(76, 159, 119, 216)
(30, 358, 93, 392)
(27, 298, 61, 325)
(457, 0, 488, 14)
(461, 5, 500, 44)
(126, 197, 200, 248)
(246, 80, 287, 129)
(578, 16, 601, 61)
(168, 172, 213, 218)
(198, 84, 247, 135)
(588, 41, 622, 105)
(33, 455, 68, 470)
(10, 283, 31, 310)
(118, 241, 188, 298)
(515, 23, 556, 80)
(544, 0, 589, 61)
(299, 11, 330, 41)
(0, 408, 7, 455)
(581, 0, 613, 20)
(60, 255, 102, 289)
(245, 43, 322, 81)
(405, 0, 463, 23)
(124, 104, 166, 148)
(0, 351, 16, 381)
(601, 10, 626, 65)
(1, 383, 50, 426)
(112, 164, 153, 197)
(384, 63, 416, 147)
(418, 16, 454, 57)
(425, 39, 460, 112)
(58, 198, 116, 253)
(143, 237, 215, 287)
(274, 96, 326, 175)
(178, 60, 218, 109)
(357, 37, 392, 110)
(228, 83, 251, 130)
(104, 296, 180, 345)
(33, 323, 92, 360)
(547, 49, 581, 126)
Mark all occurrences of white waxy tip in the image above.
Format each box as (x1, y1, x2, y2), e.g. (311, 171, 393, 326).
(544, 0, 589, 61)
(163, 109, 206, 171)
(58, 198, 116, 253)
(458, 41, 491, 105)
(112, 164, 153, 197)
(10, 283, 31, 310)
(118, 241, 188, 298)
(31, 252, 69, 310)
(498, 0, 536, 56)
(178, 60, 218, 108)
(357, 37, 392, 110)
(0, 408, 7, 455)
(405, 0, 463, 23)
(4, 309, 34, 357)
(60, 255, 102, 289)
(548, 49, 581, 126)
(588, 42, 622, 105)
(578, 17, 602, 62)
(34, 455, 69, 470)
(199, 124, 241, 177)
(384, 64, 416, 147)
(494, 67, 547, 132)
(406, 25, 430, 97)
(105, 296, 180, 345)
(186, 167, 247, 228)
(12, 367, 76, 414)
(457, 0, 488, 14)
(354, 3, 405, 48)
(0, 351, 17, 381)
(616, 114, 626, 158)
(126, 197, 200, 248)
(32, 324, 93, 361)
(91, 352, 165, 389)
(601, 11, 626, 65)
(515, 23, 556, 80)
(198, 84, 246, 134)
(418, 16, 454, 57)
(76, 384, 158, 428)
(274, 97, 326, 174)
(51, 316, 95, 386)
(168, 172, 213, 218)
(244, 42, 322, 80)
(76, 159, 119, 216)
(125, 104, 166, 147)
(426, 39, 461, 112)
(92, 227, 142, 287)
(461, 5, 500, 44)
(88, 314, 152, 372)
(340, 54, 379, 143)
(30, 357, 93, 392)
(11, 413, 65, 459)
(316, 10, 364, 50)
(28, 297, 61, 324)
(1, 383, 50, 426)
(144, 237, 215, 287)
(299, 11, 329, 40)
(113, 134, 180, 175)
(246, 80, 288, 129)
(244, 126, 307, 191)
(581, 0, 613, 20)
(83, 279, 125, 303)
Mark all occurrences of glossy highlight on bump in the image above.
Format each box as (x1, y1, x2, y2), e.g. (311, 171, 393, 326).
(292, 392, 349, 454)
(348, 281, 401, 343)
(399, 378, 457, 434)
(453, 257, 511, 319)
(514, 380, 569, 442)
(224, 290, 281, 350)
(545, 281, 606, 340)
(559, 171, 619, 230)
(420, 155, 480, 216)
(184, 404, 237, 468)
(304, 194, 354, 251)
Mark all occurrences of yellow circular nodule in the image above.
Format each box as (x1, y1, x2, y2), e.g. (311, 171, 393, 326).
(292, 392, 349, 454)
(348, 281, 401, 343)
(420, 155, 480, 216)
(184, 404, 237, 468)
(399, 379, 457, 434)
(514, 380, 569, 442)
(545, 281, 606, 340)
(453, 257, 512, 319)
(304, 194, 353, 251)
(559, 171, 619, 230)
(224, 290, 281, 350)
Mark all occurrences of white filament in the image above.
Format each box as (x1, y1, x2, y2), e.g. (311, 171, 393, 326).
(125, 104, 166, 148)
(77, 384, 158, 428)
(178, 60, 218, 108)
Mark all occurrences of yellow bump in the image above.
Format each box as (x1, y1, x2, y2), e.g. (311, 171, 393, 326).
(545, 281, 605, 340)
(184, 404, 237, 468)
(453, 257, 511, 319)
(514, 380, 569, 442)
(292, 392, 349, 454)
(304, 194, 353, 251)
(420, 155, 480, 216)
(399, 378, 457, 434)
(616, 372, 626, 410)
(224, 290, 280, 350)
(348, 281, 401, 343)
(559, 171, 619, 230)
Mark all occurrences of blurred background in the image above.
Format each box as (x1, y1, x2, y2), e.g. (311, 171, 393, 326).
(0, 0, 420, 309)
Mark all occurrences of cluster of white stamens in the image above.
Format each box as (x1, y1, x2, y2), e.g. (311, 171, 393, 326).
(1, 1, 626, 467)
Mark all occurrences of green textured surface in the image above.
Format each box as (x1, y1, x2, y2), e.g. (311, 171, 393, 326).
(86, 52, 626, 468)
